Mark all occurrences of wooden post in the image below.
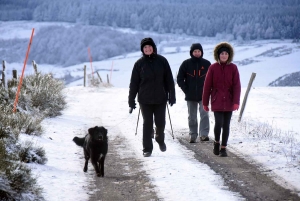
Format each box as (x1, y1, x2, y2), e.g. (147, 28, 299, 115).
(107, 74, 110, 84)
(2, 60, 8, 101)
(238, 72, 256, 122)
(96, 71, 102, 83)
(2, 60, 6, 88)
(12, 70, 17, 87)
(32, 60, 38, 74)
(83, 65, 86, 87)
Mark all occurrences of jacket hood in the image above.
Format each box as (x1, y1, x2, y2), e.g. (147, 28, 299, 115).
(190, 43, 203, 58)
(140, 37, 157, 55)
(213, 42, 234, 64)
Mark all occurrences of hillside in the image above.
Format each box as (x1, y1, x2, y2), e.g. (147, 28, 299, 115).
(0, 0, 299, 40)
(269, 71, 300, 86)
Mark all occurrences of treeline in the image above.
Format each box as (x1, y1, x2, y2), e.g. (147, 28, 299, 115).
(0, 0, 299, 40)
(269, 71, 300, 86)
(0, 25, 169, 66)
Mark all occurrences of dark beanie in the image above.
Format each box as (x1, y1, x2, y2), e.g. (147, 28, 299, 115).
(190, 43, 203, 57)
(217, 47, 230, 56)
(140, 37, 157, 53)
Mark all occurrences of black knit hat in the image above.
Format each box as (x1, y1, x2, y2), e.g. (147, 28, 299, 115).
(190, 43, 203, 58)
(217, 47, 230, 56)
(140, 37, 157, 53)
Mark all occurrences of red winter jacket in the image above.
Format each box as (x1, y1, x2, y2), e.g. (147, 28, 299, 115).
(202, 62, 241, 111)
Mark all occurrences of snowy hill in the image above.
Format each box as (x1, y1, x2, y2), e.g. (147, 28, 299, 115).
(1, 21, 300, 88)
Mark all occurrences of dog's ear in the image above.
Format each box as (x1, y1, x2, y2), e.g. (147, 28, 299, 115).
(88, 127, 94, 135)
(100, 126, 107, 135)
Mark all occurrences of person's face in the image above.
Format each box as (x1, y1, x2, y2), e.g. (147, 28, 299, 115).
(192, 49, 202, 58)
(143, 45, 153, 55)
(219, 51, 229, 63)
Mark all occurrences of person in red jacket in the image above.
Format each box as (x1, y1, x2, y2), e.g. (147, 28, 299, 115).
(202, 42, 241, 157)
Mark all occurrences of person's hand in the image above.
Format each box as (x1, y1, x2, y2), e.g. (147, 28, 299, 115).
(233, 104, 239, 111)
(168, 99, 175, 106)
(129, 101, 136, 109)
(168, 91, 176, 106)
(203, 105, 209, 112)
(129, 101, 136, 113)
(129, 107, 134, 114)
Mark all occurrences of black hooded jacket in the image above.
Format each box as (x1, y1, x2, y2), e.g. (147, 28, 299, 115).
(128, 53, 175, 106)
(177, 43, 211, 101)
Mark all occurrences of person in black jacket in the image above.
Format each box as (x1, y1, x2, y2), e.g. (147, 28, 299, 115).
(128, 37, 176, 157)
(177, 43, 211, 143)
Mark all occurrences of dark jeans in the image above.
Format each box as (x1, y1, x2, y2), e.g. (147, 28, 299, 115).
(140, 103, 166, 153)
(213, 111, 232, 147)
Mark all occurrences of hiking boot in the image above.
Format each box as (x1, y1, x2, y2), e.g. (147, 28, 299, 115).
(213, 142, 220, 155)
(189, 135, 197, 143)
(200, 136, 209, 141)
(219, 148, 228, 157)
(143, 152, 152, 157)
(158, 142, 167, 152)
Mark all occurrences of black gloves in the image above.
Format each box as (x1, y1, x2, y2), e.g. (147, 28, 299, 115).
(168, 91, 176, 106)
(129, 100, 136, 113)
(168, 99, 175, 106)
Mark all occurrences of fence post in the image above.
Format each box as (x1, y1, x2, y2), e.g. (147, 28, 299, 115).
(2, 60, 6, 88)
(107, 74, 110, 84)
(32, 60, 38, 74)
(83, 65, 86, 87)
(238, 72, 256, 122)
(12, 70, 18, 87)
(2, 60, 8, 101)
(96, 71, 102, 83)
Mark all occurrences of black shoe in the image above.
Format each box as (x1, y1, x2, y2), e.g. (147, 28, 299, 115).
(200, 136, 209, 141)
(219, 148, 228, 157)
(213, 142, 220, 155)
(158, 142, 167, 152)
(143, 152, 152, 157)
(189, 135, 197, 143)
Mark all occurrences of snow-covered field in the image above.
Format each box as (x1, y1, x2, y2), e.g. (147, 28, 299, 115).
(2, 21, 300, 200)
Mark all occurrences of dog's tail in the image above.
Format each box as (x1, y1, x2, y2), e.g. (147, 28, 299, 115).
(73, 137, 85, 147)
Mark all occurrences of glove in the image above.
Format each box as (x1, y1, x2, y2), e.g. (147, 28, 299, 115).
(203, 105, 209, 112)
(168, 91, 176, 106)
(129, 100, 136, 109)
(233, 104, 239, 111)
(168, 99, 175, 106)
(129, 107, 134, 114)
(128, 101, 136, 114)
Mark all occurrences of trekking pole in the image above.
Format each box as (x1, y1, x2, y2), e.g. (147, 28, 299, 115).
(166, 104, 174, 139)
(135, 108, 141, 135)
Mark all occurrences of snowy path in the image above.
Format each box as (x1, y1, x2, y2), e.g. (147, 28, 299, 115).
(29, 85, 300, 200)
(63, 86, 243, 201)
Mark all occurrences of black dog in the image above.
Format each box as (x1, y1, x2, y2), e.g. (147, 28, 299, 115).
(73, 126, 108, 177)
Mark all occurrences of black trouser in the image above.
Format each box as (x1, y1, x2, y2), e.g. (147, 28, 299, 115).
(139, 103, 166, 153)
(213, 111, 232, 147)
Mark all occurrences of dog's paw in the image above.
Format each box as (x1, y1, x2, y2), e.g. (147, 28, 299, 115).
(83, 167, 87, 172)
(97, 173, 101, 177)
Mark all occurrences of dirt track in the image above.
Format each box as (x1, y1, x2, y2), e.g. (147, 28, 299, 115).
(87, 135, 300, 201)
